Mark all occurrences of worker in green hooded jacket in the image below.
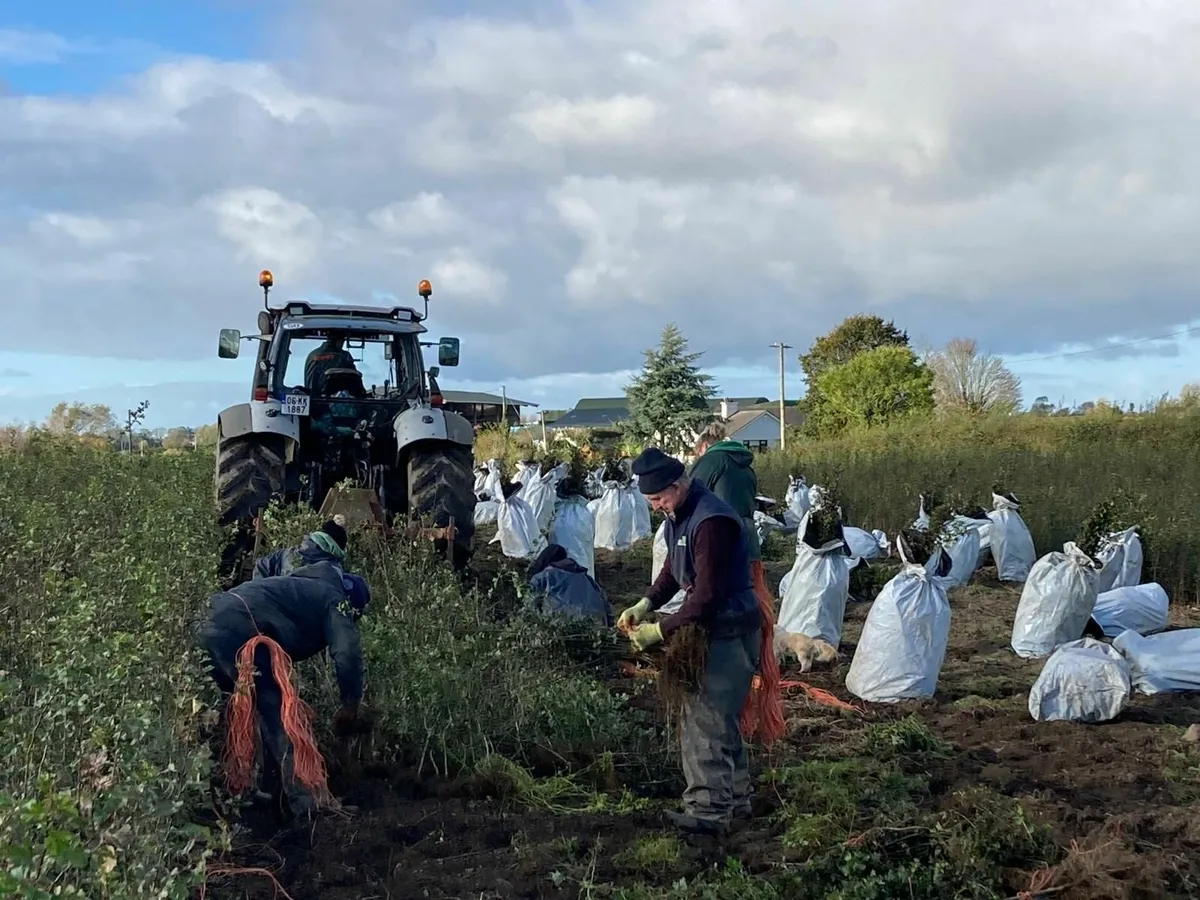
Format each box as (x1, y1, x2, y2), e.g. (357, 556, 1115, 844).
(689, 424, 761, 560)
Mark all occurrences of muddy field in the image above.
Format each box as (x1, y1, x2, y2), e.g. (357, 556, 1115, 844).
(207, 537, 1200, 900)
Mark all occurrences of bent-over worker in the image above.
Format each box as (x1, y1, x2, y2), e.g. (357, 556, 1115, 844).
(196, 562, 369, 818)
(526, 543, 613, 626)
(253, 519, 348, 580)
(620, 448, 762, 835)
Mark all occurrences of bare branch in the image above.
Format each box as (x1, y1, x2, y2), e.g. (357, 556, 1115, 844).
(926, 338, 1022, 415)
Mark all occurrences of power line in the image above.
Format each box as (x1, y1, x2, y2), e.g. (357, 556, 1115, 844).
(1007, 325, 1200, 365)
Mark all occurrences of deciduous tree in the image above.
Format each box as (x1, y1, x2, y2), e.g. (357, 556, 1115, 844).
(926, 338, 1022, 415)
(44, 402, 115, 437)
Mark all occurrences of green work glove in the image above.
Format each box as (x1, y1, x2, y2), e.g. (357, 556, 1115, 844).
(629, 622, 664, 652)
(617, 597, 653, 633)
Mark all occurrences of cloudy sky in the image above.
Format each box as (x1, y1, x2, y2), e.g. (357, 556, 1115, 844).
(2, 0, 1198, 428)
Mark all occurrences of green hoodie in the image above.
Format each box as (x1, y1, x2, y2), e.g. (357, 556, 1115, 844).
(689, 439, 761, 560)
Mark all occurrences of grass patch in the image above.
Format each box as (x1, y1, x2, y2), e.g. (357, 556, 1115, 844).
(860, 716, 954, 759)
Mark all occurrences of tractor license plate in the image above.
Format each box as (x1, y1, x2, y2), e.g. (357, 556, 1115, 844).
(283, 394, 310, 416)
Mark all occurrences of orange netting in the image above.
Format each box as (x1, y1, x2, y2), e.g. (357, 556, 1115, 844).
(778, 679, 863, 712)
(221, 634, 335, 808)
(738, 561, 785, 744)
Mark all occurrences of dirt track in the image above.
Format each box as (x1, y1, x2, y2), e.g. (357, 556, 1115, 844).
(207, 540, 1200, 900)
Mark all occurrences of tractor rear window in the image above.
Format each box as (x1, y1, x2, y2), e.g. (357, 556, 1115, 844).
(277, 333, 420, 397)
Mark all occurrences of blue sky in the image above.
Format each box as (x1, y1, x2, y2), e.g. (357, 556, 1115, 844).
(3, 2, 1198, 429)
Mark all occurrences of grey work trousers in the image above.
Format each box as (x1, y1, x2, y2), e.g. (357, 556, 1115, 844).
(679, 629, 761, 824)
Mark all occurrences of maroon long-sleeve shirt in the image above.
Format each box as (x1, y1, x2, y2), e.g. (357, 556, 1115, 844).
(647, 516, 740, 637)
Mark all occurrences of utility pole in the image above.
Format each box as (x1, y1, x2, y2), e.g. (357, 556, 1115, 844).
(769, 342, 791, 450)
(500, 385, 509, 453)
(540, 408, 548, 448)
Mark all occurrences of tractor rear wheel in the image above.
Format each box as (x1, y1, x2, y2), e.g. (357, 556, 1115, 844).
(407, 443, 476, 569)
(215, 434, 286, 584)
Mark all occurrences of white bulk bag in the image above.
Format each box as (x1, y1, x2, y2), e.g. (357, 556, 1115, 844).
(512, 461, 540, 495)
(1011, 542, 1099, 658)
(524, 465, 563, 532)
(754, 510, 787, 547)
(651, 520, 687, 614)
(843, 526, 887, 563)
(784, 476, 811, 525)
(483, 460, 502, 499)
(1090, 583, 1169, 638)
(845, 543, 951, 703)
(594, 483, 635, 551)
(988, 493, 1036, 582)
(926, 517, 982, 588)
(473, 467, 489, 497)
(549, 495, 596, 577)
(776, 511, 851, 647)
(976, 518, 993, 569)
(623, 479, 652, 543)
(1113, 628, 1200, 694)
(473, 499, 499, 525)
(490, 494, 545, 559)
(1096, 527, 1143, 592)
(1027, 638, 1131, 723)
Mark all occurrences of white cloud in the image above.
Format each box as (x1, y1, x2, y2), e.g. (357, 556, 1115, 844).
(2, 0, 1199, 393)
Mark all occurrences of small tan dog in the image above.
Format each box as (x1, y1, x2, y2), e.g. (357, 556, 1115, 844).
(776, 631, 839, 673)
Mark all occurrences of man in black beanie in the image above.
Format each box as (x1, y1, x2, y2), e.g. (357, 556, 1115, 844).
(619, 447, 761, 835)
(253, 519, 350, 580)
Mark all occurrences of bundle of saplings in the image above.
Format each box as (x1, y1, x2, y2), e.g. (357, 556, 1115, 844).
(799, 485, 846, 550)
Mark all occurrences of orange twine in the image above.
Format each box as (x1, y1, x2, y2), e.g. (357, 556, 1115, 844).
(738, 561, 785, 744)
(221, 634, 335, 808)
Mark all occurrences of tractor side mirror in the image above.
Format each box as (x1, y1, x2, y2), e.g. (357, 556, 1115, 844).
(218, 329, 242, 359)
(438, 337, 460, 367)
(383, 343, 394, 360)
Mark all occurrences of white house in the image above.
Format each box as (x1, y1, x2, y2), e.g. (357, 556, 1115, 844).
(718, 399, 805, 451)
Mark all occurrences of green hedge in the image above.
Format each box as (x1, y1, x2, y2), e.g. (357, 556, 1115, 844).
(757, 410, 1200, 602)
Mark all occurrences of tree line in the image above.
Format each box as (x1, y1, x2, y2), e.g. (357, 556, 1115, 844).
(620, 315, 1197, 453)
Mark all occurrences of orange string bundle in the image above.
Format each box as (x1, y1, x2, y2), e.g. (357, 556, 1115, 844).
(221, 634, 335, 808)
(738, 560, 785, 744)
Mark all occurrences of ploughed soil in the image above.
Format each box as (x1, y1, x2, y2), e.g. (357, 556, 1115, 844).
(201, 539, 1200, 900)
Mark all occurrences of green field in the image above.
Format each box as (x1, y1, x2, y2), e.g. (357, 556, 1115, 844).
(3, 416, 1200, 900)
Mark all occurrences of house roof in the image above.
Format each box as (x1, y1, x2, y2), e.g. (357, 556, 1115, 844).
(742, 400, 805, 427)
(574, 397, 629, 411)
(722, 406, 805, 437)
(547, 406, 630, 429)
(723, 409, 772, 438)
(442, 390, 537, 408)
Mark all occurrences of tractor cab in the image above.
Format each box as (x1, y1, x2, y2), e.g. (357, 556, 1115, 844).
(213, 272, 476, 584)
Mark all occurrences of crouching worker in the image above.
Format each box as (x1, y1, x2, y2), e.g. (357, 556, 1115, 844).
(253, 519, 348, 579)
(526, 544, 613, 626)
(619, 448, 762, 836)
(196, 562, 369, 820)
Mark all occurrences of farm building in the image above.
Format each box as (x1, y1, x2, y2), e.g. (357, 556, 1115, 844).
(441, 391, 537, 429)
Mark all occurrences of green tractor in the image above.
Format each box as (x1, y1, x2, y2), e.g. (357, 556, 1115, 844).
(213, 270, 476, 583)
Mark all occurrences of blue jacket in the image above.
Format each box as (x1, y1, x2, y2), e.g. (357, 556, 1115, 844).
(528, 565, 613, 626)
(253, 534, 342, 580)
(198, 562, 363, 705)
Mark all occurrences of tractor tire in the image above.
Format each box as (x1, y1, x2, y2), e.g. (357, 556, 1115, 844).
(215, 434, 286, 584)
(407, 443, 477, 569)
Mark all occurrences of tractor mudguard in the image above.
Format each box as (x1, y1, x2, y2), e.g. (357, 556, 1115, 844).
(393, 407, 474, 454)
(217, 403, 255, 441)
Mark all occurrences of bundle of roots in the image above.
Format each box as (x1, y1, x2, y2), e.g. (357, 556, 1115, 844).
(657, 624, 710, 717)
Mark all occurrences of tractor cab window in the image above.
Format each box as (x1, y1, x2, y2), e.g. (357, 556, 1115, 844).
(276, 332, 421, 399)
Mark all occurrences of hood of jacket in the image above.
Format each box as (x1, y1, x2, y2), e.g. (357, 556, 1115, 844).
(704, 439, 754, 467)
